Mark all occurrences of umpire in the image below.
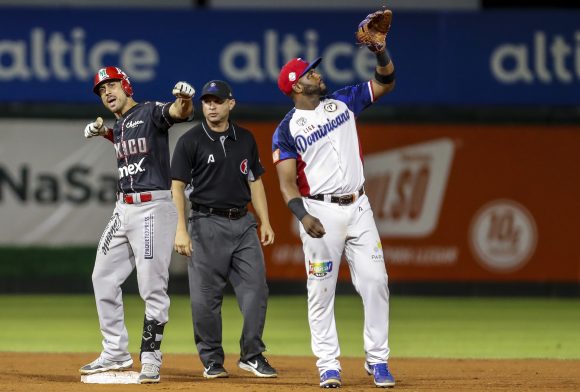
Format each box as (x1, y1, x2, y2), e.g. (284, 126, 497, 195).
(171, 80, 277, 379)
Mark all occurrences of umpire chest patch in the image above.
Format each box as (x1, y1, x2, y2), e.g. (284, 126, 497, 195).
(240, 159, 248, 174)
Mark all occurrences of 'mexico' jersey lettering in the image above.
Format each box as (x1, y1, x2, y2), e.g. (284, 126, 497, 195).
(115, 137, 148, 159)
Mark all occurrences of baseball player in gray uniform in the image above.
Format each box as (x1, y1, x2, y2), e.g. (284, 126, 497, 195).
(78, 66, 194, 384)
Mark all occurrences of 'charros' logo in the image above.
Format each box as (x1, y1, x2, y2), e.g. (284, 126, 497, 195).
(126, 120, 144, 129)
(309, 261, 333, 277)
(469, 199, 537, 273)
(240, 159, 248, 174)
(294, 108, 350, 153)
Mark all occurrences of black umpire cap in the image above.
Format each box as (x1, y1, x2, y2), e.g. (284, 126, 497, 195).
(200, 80, 234, 100)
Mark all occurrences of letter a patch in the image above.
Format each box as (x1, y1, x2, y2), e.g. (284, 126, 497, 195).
(207, 154, 215, 164)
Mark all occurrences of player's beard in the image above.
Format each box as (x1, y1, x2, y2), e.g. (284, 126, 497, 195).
(302, 83, 327, 97)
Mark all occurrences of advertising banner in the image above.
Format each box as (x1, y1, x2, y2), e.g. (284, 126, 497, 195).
(244, 122, 580, 283)
(0, 8, 578, 105)
(1, 120, 579, 282)
(0, 119, 190, 245)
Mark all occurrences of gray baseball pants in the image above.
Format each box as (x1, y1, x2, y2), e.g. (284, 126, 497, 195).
(92, 191, 177, 367)
(187, 210, 268, 367)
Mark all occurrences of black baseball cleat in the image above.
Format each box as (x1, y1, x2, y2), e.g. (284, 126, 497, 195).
(238, 354, 278, 377)
(203, 362, 229, 379)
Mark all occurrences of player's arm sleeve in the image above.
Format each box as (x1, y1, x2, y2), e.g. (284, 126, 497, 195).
(248, 133, 265, 182)
(272, 118, 298, 165)
(170, 133, 194, 184)
(331, 83, 374, 117)
(150, 101, 178, 132)
(275, 158, 302, 204)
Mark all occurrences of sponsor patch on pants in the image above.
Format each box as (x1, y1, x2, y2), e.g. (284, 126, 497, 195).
(308, 261, 333, 277)
(144, 214, 154, 259)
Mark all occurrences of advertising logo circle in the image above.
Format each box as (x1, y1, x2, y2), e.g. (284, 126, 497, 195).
(469, 199, 537, 273)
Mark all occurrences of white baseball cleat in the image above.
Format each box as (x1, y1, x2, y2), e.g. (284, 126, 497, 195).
(79, 356, 133, 374)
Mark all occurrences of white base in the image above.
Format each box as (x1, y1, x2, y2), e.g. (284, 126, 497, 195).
(81, 371, 140, 384)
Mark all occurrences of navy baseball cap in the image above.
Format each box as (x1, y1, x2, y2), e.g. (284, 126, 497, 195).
(200, 80, 234, 100)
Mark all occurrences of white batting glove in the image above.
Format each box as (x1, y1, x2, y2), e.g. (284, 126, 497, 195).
(172, 81, 195, 99)
(83, 117, 108, 138)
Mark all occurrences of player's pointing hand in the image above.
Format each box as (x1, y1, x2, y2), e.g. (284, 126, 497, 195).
(83, 117, 108, 138)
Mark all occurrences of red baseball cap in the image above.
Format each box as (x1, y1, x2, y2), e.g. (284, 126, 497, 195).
(278, 57, 322, 96)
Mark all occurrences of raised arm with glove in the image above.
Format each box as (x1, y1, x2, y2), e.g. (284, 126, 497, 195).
(356, 9, 396, 98)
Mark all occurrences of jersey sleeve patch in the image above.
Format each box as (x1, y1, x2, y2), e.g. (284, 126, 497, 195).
(330, 82, 373, 117)
(272, 110, 298, 164)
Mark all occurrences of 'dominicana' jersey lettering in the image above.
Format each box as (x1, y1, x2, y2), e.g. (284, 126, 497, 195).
(272, 82, 375, 196)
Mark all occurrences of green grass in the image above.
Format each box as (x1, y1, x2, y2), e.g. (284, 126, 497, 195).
(1, 295, 579, 359)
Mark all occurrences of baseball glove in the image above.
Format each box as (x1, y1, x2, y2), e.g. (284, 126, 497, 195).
(355, 9, 392, 53)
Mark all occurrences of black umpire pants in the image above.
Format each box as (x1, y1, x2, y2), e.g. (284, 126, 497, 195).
(187, 209, 269, 367)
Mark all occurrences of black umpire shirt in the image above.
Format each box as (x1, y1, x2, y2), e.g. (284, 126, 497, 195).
(171, 120, 265, 209)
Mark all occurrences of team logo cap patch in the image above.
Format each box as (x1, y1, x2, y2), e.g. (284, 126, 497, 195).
(277, 57, 322, 96)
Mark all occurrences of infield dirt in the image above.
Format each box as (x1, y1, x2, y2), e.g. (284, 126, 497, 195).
(1, 353, 579, 391)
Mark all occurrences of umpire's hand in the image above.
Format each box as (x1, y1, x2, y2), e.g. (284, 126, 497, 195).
(174, 229, 193, 257)
(260, 222, 275, 246)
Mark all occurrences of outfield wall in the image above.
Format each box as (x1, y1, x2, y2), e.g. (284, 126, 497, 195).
(0, 8, 578, 106)
(1, 119, 579, 293)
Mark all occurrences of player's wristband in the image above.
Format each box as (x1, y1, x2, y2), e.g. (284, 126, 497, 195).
(376, 50, 391, 67)
(288, 197, 308, 221)
(375, 70, 396, 85)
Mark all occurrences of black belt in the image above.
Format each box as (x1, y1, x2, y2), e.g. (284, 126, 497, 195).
(191, 203, 247, 220)
(307, 187, 364, 206)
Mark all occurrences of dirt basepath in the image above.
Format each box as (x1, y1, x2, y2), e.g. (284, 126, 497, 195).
(1, 353, 579, 392)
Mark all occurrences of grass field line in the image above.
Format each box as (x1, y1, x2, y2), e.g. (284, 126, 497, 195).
(2, 295, 579, 359)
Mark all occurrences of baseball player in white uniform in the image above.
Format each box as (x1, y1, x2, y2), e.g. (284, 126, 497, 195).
(272, 10, 397, 389)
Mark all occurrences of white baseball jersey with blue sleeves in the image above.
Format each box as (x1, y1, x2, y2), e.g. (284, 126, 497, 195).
(272, 82, 375, 196)
(273, 82, 391, 374)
